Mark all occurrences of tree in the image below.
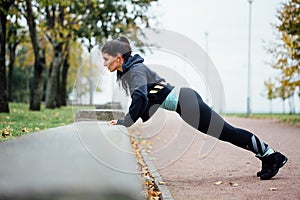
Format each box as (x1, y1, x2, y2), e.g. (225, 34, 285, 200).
(0, 0, 14, 113)
(23, 0, 46, 111)
(77, 0, 157, 105)
(277, 0, 300, 100)
(264, 78, 277, 113)
(43, 0, 157, 107)
(3, 0, 157, 109)
(6, 5, 27, 101)
(43, 1, 67, 108)
(12, 44, 34, 103)
(266, 0, 300, 113)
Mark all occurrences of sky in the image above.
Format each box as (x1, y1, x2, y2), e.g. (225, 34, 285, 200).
(143, 0, 299, 113)
(88, 0, 299, 114)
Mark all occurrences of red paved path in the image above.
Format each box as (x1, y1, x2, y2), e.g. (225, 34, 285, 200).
(131, 111, 300, 200)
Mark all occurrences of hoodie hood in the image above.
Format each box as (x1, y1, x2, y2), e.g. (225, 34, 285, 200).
(122, 54, 144, 73)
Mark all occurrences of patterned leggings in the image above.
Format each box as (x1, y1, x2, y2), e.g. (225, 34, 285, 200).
(175, 87, 268, 156)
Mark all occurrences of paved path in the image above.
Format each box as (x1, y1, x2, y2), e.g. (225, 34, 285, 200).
(130, 110, 300, 200)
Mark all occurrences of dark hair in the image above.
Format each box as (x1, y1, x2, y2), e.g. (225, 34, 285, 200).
(101, 36, 132, 61)
(102, 36, 132, 95)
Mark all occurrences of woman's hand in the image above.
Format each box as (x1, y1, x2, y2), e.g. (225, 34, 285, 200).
(108, 120, 118, 126)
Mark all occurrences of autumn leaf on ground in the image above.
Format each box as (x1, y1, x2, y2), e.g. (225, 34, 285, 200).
(229, 182, 238, 187)
(214, 181, 223, 185)
(1, 127, 13, 138)
(158, 181, 166, 185)
(269, 187, 277, 191)
(21, 127, 29, 133)
(129, 131, 162, 200)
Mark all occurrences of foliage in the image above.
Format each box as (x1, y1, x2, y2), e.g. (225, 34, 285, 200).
(264, 78, 277, 101)
(1, 0, 158, 110)
(265, 0, 300, 113)
(6, 6, 28, 102)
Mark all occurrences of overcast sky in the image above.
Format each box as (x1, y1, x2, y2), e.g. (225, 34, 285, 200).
(92, 0, 298, 113)
(143, 0, 299, 113)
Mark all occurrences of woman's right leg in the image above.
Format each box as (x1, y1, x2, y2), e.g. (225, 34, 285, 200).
(175, 87, 287, 180)
(175, 87, 264, 154)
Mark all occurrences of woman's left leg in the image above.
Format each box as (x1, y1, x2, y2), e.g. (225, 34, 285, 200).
(175, 87, 267, 155)
(175, 87, 288, 180)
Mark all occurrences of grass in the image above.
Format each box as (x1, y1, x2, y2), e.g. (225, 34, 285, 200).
(1, 103, 299, 142)
(226, 113, 300, 127)
(0, 103, 79, 141)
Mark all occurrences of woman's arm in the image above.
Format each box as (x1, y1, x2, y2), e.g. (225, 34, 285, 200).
(116, 89, 148, 127)
(111, 70, 149, 127)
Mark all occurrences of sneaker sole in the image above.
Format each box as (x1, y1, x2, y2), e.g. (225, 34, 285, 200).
(260, 157, 288, 180)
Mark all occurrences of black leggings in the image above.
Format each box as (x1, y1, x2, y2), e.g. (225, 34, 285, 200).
(175, 87, 269, 156)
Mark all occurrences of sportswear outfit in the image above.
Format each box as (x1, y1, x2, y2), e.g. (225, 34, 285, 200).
(116, 54, 287, 180)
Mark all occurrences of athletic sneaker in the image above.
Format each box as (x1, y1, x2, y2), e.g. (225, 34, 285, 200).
(257, 152, 288, 180)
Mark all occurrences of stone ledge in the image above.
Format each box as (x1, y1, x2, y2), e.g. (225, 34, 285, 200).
(75, 109, 125, 122)
(0, 122, 144, 200)
(95, 102, 122, 110)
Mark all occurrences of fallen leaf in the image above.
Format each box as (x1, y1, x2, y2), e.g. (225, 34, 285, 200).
(158, 181, 166, 185)
(130, 134, 162, 200)
(214, 181, 223, 185)
(269, 187, 277, 191)
(1, 130, 9, 137)
(144, 175, 153, 183)
(229, 182, 238, 187)
(149, 197, 160, 200)
(21, 127, 29, 133)
(146, 140, 153, 146)
(1, 127, 13, 137)
(148, 190, 161, 197)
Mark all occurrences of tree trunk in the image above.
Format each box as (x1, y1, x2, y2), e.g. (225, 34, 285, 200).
(25, 0, 45, 111)
(55, 65, 61, 108)
(269, 100, 272, 114)
(60, 50, 69, 106)
(45, 43, 62, 109)
(7, 42, 17, 101)
(289, 94, 295, 114)
(25, 67, 31, 103)
(0, 10, 9, 113)
(30, 51, 45, 111)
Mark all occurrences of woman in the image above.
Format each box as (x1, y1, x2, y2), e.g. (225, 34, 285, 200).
(101, 36, 287, 180)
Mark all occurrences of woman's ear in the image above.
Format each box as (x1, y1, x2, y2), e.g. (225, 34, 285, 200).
(118, 56, 124, 65)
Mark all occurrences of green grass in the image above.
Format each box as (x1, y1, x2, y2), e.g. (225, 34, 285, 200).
(1, 103, 299, 142)
(225, 113, 300, 127)
(0, 103, 79, 141)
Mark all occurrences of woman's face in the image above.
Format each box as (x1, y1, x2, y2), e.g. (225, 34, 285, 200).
(102, 53, 123, 72)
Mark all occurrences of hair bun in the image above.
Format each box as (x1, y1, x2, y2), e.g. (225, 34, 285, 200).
(117, 36, 130, 45)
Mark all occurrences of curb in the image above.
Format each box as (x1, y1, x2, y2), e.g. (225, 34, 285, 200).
(139, 148, 174, 200)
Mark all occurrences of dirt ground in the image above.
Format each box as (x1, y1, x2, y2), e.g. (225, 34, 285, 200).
(131, 110, 300, 200)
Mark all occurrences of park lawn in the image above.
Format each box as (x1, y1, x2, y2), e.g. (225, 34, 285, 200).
(0, 103, 76, 141)
(1, 103, 299, 142)
(226, 113, 300, 127)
